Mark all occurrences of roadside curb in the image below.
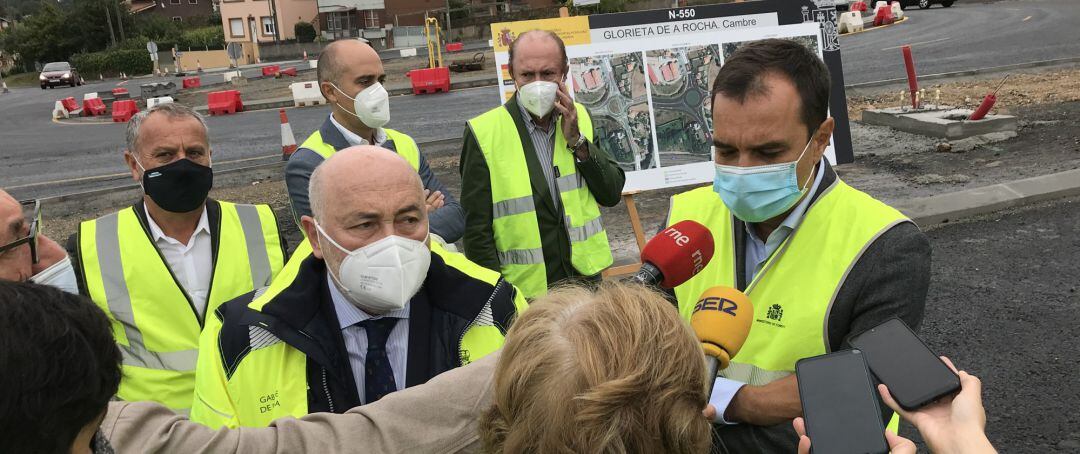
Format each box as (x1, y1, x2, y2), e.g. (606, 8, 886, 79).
(845, 56, 1080, 90)
(894, 168, 1080, 226)
(185, 76, 500, 115)
(840, 16, 909, 38)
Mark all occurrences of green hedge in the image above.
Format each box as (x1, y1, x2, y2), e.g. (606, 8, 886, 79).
(71, 49, 154, 78)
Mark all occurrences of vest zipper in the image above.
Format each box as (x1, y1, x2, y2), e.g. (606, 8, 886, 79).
(321, 367, 336, 413)
(457, 279, 503, 365)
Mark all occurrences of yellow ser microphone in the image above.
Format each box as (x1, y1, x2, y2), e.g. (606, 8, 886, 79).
(690, 286, 754, 395)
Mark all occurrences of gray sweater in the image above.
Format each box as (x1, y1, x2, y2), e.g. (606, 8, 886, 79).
(285, 117, 466, 243)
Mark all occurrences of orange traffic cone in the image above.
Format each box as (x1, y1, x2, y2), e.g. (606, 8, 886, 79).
(280, 109, 297, 160)
(303, 51, 308, 61)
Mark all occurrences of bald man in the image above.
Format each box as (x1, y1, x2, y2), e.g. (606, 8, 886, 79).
(460, 30, 624, 299)
(286, 39, 465, 246)
(0, 189, 74, 291)
(192, 146, 527, 428)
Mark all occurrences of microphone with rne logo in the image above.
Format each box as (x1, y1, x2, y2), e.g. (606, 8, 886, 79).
(629, 220, 714, 289)
(690, 286, 754, 396)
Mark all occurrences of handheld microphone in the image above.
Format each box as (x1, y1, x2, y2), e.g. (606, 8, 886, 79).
(629, 220, 714, 289)
(690, 286, 754, 396)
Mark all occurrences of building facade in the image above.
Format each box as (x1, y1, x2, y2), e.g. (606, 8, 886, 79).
(220, 0, 319, 43)
(127, 0, 215, 23)
(317, 0, 559, 48)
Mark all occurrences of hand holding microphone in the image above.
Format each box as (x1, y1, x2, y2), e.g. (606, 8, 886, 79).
(690, 286, 754, 396)
(630, 220, 714, 289)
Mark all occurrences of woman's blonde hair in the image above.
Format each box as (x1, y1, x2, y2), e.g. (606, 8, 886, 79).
(479, 282, 711, 453)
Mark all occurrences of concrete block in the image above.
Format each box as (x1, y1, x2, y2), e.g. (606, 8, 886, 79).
(224, 70, 242, 83)
(400, 48, 417, 58)
(838, 11, 864, 34)
(289, 81, 326, 108)
(308, 60, 318, 69)
(861, 106, 1018, 140)
(146, 96, 174, 109)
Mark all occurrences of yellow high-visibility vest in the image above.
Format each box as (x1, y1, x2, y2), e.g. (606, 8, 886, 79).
(298, 127, 420, 171)
(190, 240, 527, 428)
(466, 103, 612, 298)
(669, 181, 910, 432)
(77, 202, 285, 412)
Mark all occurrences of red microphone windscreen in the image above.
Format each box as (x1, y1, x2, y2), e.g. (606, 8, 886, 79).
(640, 220, 715, 288)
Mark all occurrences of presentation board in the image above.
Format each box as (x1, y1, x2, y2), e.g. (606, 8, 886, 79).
(490, 0, 851, 193)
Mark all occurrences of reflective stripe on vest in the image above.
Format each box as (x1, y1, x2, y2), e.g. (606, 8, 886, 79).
(211, 239, 521, 427)
(297, 127, 420, 171)
(467, 103, 613, 298)
(79, 202, 284, 412)
(670, 181, 909, 382)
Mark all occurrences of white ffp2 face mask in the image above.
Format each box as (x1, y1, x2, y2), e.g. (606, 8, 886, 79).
(517, 81, 558, 118)
(331, 82, 391, 129)
(29, 256, 79, 295)
(316, 223, 430, 313)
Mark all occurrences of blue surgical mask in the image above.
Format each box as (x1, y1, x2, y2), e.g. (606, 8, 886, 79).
(712, 137, 816, 223)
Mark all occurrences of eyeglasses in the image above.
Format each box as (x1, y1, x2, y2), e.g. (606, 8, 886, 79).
(0, 199, 41, 264)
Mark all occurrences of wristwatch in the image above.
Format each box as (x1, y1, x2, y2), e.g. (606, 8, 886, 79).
(570, 134, 587, 153)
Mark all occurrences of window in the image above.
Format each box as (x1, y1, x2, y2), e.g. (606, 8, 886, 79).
(362, 9, 379, 29)
(188, 0, 197, 4)
(170, 0, 180, 4)
(171, 16, 182, 22)
(261, 17, 275, 36)
(229, 17, 245, 37)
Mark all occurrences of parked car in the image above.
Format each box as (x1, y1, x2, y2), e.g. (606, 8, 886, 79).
(39, 62, 81, 89)
(838, 0, 954, 10)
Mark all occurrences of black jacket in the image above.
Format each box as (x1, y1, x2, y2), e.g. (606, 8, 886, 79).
(213, 250, 521, 414)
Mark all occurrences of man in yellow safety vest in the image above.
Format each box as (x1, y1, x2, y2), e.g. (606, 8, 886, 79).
(68, 103, 288, 414)
(460, 30, 626, 298)
(666, 39, 931, 452)
(191, 146, 526, 428)
(286, 39, 464, 247)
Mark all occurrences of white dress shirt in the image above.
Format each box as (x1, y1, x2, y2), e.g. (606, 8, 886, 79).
(327, 273, 410, 403)
(144, 203, 213, 318)
(329, 114, 388, 147)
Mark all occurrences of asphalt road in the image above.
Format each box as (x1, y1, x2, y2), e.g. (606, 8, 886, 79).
(906, 195, 1080, 453)
(2, 0, 1078, 199)
(840, 0, 1080, 83)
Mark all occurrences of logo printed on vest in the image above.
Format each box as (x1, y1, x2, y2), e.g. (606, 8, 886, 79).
(757, 304, 786, 328)
(259, 390, 282, 414)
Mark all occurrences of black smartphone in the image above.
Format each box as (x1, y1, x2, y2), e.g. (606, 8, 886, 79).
(796, 349, 889, 454)
(849, 318, 960, 411)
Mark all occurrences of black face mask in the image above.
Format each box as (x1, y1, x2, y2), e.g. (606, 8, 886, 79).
(139, 158, 213, 213)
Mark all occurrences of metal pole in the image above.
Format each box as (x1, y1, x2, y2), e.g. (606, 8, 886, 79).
(115, 2, 126, 41)
(445, 0, 451, 41)
(104, 5, 117, 47)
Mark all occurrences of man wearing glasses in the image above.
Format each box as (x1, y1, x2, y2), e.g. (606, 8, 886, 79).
(459, 30, 625, 299)
(0, 190, 75, 292)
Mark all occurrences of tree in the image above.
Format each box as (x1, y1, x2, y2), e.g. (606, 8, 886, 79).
(294, 21, 315, 43)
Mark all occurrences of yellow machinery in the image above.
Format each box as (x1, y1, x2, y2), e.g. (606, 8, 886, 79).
(423, 16, 444, 69)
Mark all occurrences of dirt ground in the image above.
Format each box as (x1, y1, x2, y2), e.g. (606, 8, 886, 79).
(846, 67, 1080, 120)
(43, 66, 1080, 263)
(173, 50, 496, 107)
